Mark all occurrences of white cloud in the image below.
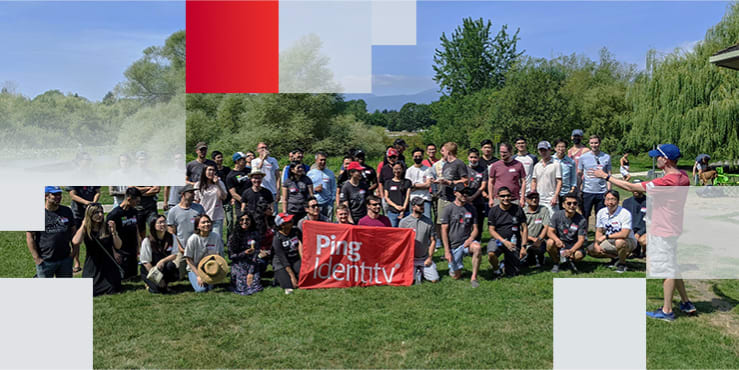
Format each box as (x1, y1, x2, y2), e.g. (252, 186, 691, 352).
(372, 73, 436, 95)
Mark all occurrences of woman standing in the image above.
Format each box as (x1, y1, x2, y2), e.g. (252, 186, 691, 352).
(184, 214, 225, 292)
(195, 164, 228, 239)
(383, 162, 412, 227)
(619, 153, 632, 182)
(140, 215, 178, 294)
(281, 161, 314, 221)
(72, 203, 123, 296)
(227, 212, 263, 295)
(272, 213, 302, 294)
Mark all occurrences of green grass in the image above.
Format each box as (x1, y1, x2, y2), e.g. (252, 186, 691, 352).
(646, 279, 739, 369)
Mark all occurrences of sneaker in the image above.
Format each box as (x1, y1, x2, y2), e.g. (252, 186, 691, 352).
(616, 264, 627, 274)
(607, 258, 619, 269)
(646, 307, 675, 322)
(679, 301, 697, 314)
(284, 289, 294, 295)
(470, 280, 480, 288)
(568, 260, 579, 274)
(551, 264, 560, 273)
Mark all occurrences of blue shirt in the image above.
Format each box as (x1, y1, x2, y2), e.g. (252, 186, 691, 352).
(307, 167, 336, 205)
(553, 155, 577, 196)
(578, 151, 611, 194)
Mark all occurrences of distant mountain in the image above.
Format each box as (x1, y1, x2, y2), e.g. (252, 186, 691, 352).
(343, 88, 442, 112)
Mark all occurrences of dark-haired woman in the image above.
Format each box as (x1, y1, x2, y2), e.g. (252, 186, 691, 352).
(227, 212, 263, 295)
(140, 215, 178, 294)
(281, 162, 313, 221)
(195, 164, 228, 239)
(72, 203, 122, 296)
(272, 213, 303, 294)
(184, 214, 224, 292)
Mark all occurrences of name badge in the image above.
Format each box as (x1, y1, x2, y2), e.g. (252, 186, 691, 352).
(359, 190, 366, 195)
(323, 178, 329, 182)
(290, 187, 298, 193)
(464, 212, 472, 219)
(569, 223, 579, 231)
(390, 186, 398, 191)
(512, 226, 519, 231)
(60, 217, 69, 223)
(508, 168, 517, 173)
(640, 207, 647, 213)
(534, 219, 542, 224)
(206, 243, 216, 251)
(475, 173, 482, 178)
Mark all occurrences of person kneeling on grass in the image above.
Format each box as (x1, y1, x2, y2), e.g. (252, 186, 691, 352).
(523, 191, 549, 268)
(272, 213, 303, 294)
(184, 214, 225, 292)
(546, 192, 587, 273)
(440, 183, 482, 288)
(140, 215, 178, 294)
(487, 187, 529, 277)
(228, 212, 263, 295)
(587, 190, 637, 273)
(399, 197, 439, 284)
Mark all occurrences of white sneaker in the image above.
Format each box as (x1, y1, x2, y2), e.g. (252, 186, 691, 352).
(285, 289, 294, 295)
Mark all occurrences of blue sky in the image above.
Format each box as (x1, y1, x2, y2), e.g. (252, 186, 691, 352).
(372, 1, 731, 96)
(0, 1, 184, 101)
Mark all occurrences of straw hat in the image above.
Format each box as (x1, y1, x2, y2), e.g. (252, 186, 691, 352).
(196, 254, 230, 285)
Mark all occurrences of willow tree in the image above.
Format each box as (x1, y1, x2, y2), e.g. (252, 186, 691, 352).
(626, 3, 739, 160)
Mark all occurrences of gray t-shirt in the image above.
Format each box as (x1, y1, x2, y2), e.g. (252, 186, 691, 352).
(578, 151, 611, 194)
(399, 214, 435, 259)
(283, 175, 313, 214)
(440, 202, 476, 249)
(441, 158, 468, 201)
(525, 205, 550, 240)
(184, 233, 224, 272)
(166, 203, 206, 253)
(297, 214, 330, 233)
(549, 210, 587, 247)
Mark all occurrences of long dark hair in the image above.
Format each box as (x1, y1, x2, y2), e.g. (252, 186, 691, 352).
(147, 214, 172, 255)
(197, 164, 216, 191)
(228, 212, 258, 248)
(253, 199, 275, 235)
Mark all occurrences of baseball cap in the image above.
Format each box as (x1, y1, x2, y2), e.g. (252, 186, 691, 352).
(274, 213, 294, 226)
(354, 149, 365, 158)
(346, 161, 364, 171)
(393, 138, 408, 147)
(537, 141, 551, 150)
(135, 151, 147, 160)
(45, 186, 62, 194)
(232, 152, 246, 162)
(453, 183, 474, 196)
(195, 141, 207, 150)
(571, 129, 584, 136)
(648, 144, 681, 161)
(179, 184, 196, 194)
(410, 197, 426, 207)
(526, 191, 540, 198)
(387, 148, 399, 157)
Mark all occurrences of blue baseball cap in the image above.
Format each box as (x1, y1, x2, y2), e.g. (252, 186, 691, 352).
(571, 129, 584, 136)
(44, 186, 62, 194)
(232, 151, 246, 162)
(648, 144, 682, 161)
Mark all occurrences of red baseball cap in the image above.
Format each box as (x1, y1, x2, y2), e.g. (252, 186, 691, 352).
(346, 161, 365, 171)
(387, 148, 399, 157)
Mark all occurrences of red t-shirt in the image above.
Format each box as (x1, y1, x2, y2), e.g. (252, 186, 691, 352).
(641, 170, 690, 237)
(421, 158, 438, 167)
(489, 160, 527, 199)
(357, 215, 392, 227)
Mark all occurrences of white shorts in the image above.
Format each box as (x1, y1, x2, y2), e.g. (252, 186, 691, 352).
(647, 234, 680, 279)
(414, 258, 440, 282)
(620, 166, 630, 177)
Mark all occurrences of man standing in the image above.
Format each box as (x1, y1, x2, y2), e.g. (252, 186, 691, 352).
(297, 197, 330, 232)
(357, 195, 392, 227)
(435, 142, 469, 228)
(488, 143, 526, 206)
(588, 190, 637, 273)
(251, 142, 281, 211)
(531, 141, 562, 215)
(467, 148, 488, 240)
(622, 180, 647, 258)
(405, 148, 433, 219)
(212, 150, 233, 238)
(240, 170, 274, 215)
(422, 143, 439, 167)
(67, 185, 100, 273)
(377, 147, 402, 211)
(440, 184, 481, 287)
(487, 187, 528, 277)
(546, 193, 587, 273)
(186, 142, 216, 184)
(399, 197, 439, 284)
(553, 139, 577, 208)
(479, 139, 499, 170)
(523, 191, 549, 268)
(26, 186, 77, 278)
(225, 152, 252, 221)
(166, 184, 206, 278)
(307, 151, 336, 220)
(514, 136, 538, 194)
(578, 135, 611, 226)
(591, 144, 695, 321)
(339, 161, 370, 224)
(106, 187, 143, 279)
(567, 129, 590, 169)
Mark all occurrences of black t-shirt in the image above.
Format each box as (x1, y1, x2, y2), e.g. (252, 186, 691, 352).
(441, 158, 469, 201)
(240, 187, 275, 215)
(378, 163, 398, 186)
(488, 204, 526, 246)
(67, 186, 100, 220)
(216, 166, 232, 204)
(272, 228, 302, 271)
(479, 156, 499, 170)
(226, 169, 252, 207)
(468, 165, 488, 205)
(105, 206, 139, 255)
(339, 180, 369, 221)
(384, 178, 411, 208)
(36, 206, 75, 262)
(186, 159, 216, 183)
(623, 195, 647, 235)
(283, 175, 313, 214)
(337, 166, 377, 189)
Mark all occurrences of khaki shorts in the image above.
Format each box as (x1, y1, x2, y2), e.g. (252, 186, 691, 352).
(436, 198, 452, 224)
(647, 235, 680, 279)
(598, 238, 637, 255)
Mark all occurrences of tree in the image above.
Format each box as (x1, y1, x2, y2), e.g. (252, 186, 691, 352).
(433, 17, 523, 97)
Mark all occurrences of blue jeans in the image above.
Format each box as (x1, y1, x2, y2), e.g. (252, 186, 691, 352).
(211, 219, 224, 240)
(188, 271, 212, 292)
(36, 256, 74, 278)
(386, 209, 409, 227)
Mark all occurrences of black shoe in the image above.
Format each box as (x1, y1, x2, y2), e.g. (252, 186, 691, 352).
(568, 260, 579, 274)
(607, 258, 619, 269)
(551, 264, 560, 273)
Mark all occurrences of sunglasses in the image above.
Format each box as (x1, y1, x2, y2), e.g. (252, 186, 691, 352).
(499, 194, 512, 198)
(368, 202, 381, 207)
(564, 201, 578, 206)
(307, 204, 319, 208)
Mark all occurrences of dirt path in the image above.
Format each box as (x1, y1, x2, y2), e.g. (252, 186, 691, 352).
(685, 280, 739, 339)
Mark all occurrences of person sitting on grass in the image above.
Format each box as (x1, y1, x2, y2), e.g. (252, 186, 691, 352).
(72, 203, 122, 296)
(523, 191, 549, 268)
(140, 215, 178, 294)
(487, 187, 529, 277)
(622, 180, 647, 258)
(228, 212, 263, 295)
(184, 214, 224, 293)
(272, 213, 303, 295)
(587, 190, 637, 273)
(546, 192, 587, 273)
(440, 183, 482, 288)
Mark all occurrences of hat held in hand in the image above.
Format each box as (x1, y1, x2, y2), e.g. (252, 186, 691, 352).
(197, 254, 230, 285)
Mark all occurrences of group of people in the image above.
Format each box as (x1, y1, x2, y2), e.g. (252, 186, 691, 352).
(27, 134, 699, 320)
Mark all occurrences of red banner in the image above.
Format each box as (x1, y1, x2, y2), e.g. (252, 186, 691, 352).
(299, 221, 415, 289)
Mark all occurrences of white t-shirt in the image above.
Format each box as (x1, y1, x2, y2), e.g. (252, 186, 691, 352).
(251, 157, 280, 195)
(194, 180, 227, 221)
(184, 233, 224, 272)
(532, 159, 562, 203)
(139, 237, 175, 265)
(596, 206, 636, 242)
(405, 165, 432, 201)
(514, 153, 537, 193)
